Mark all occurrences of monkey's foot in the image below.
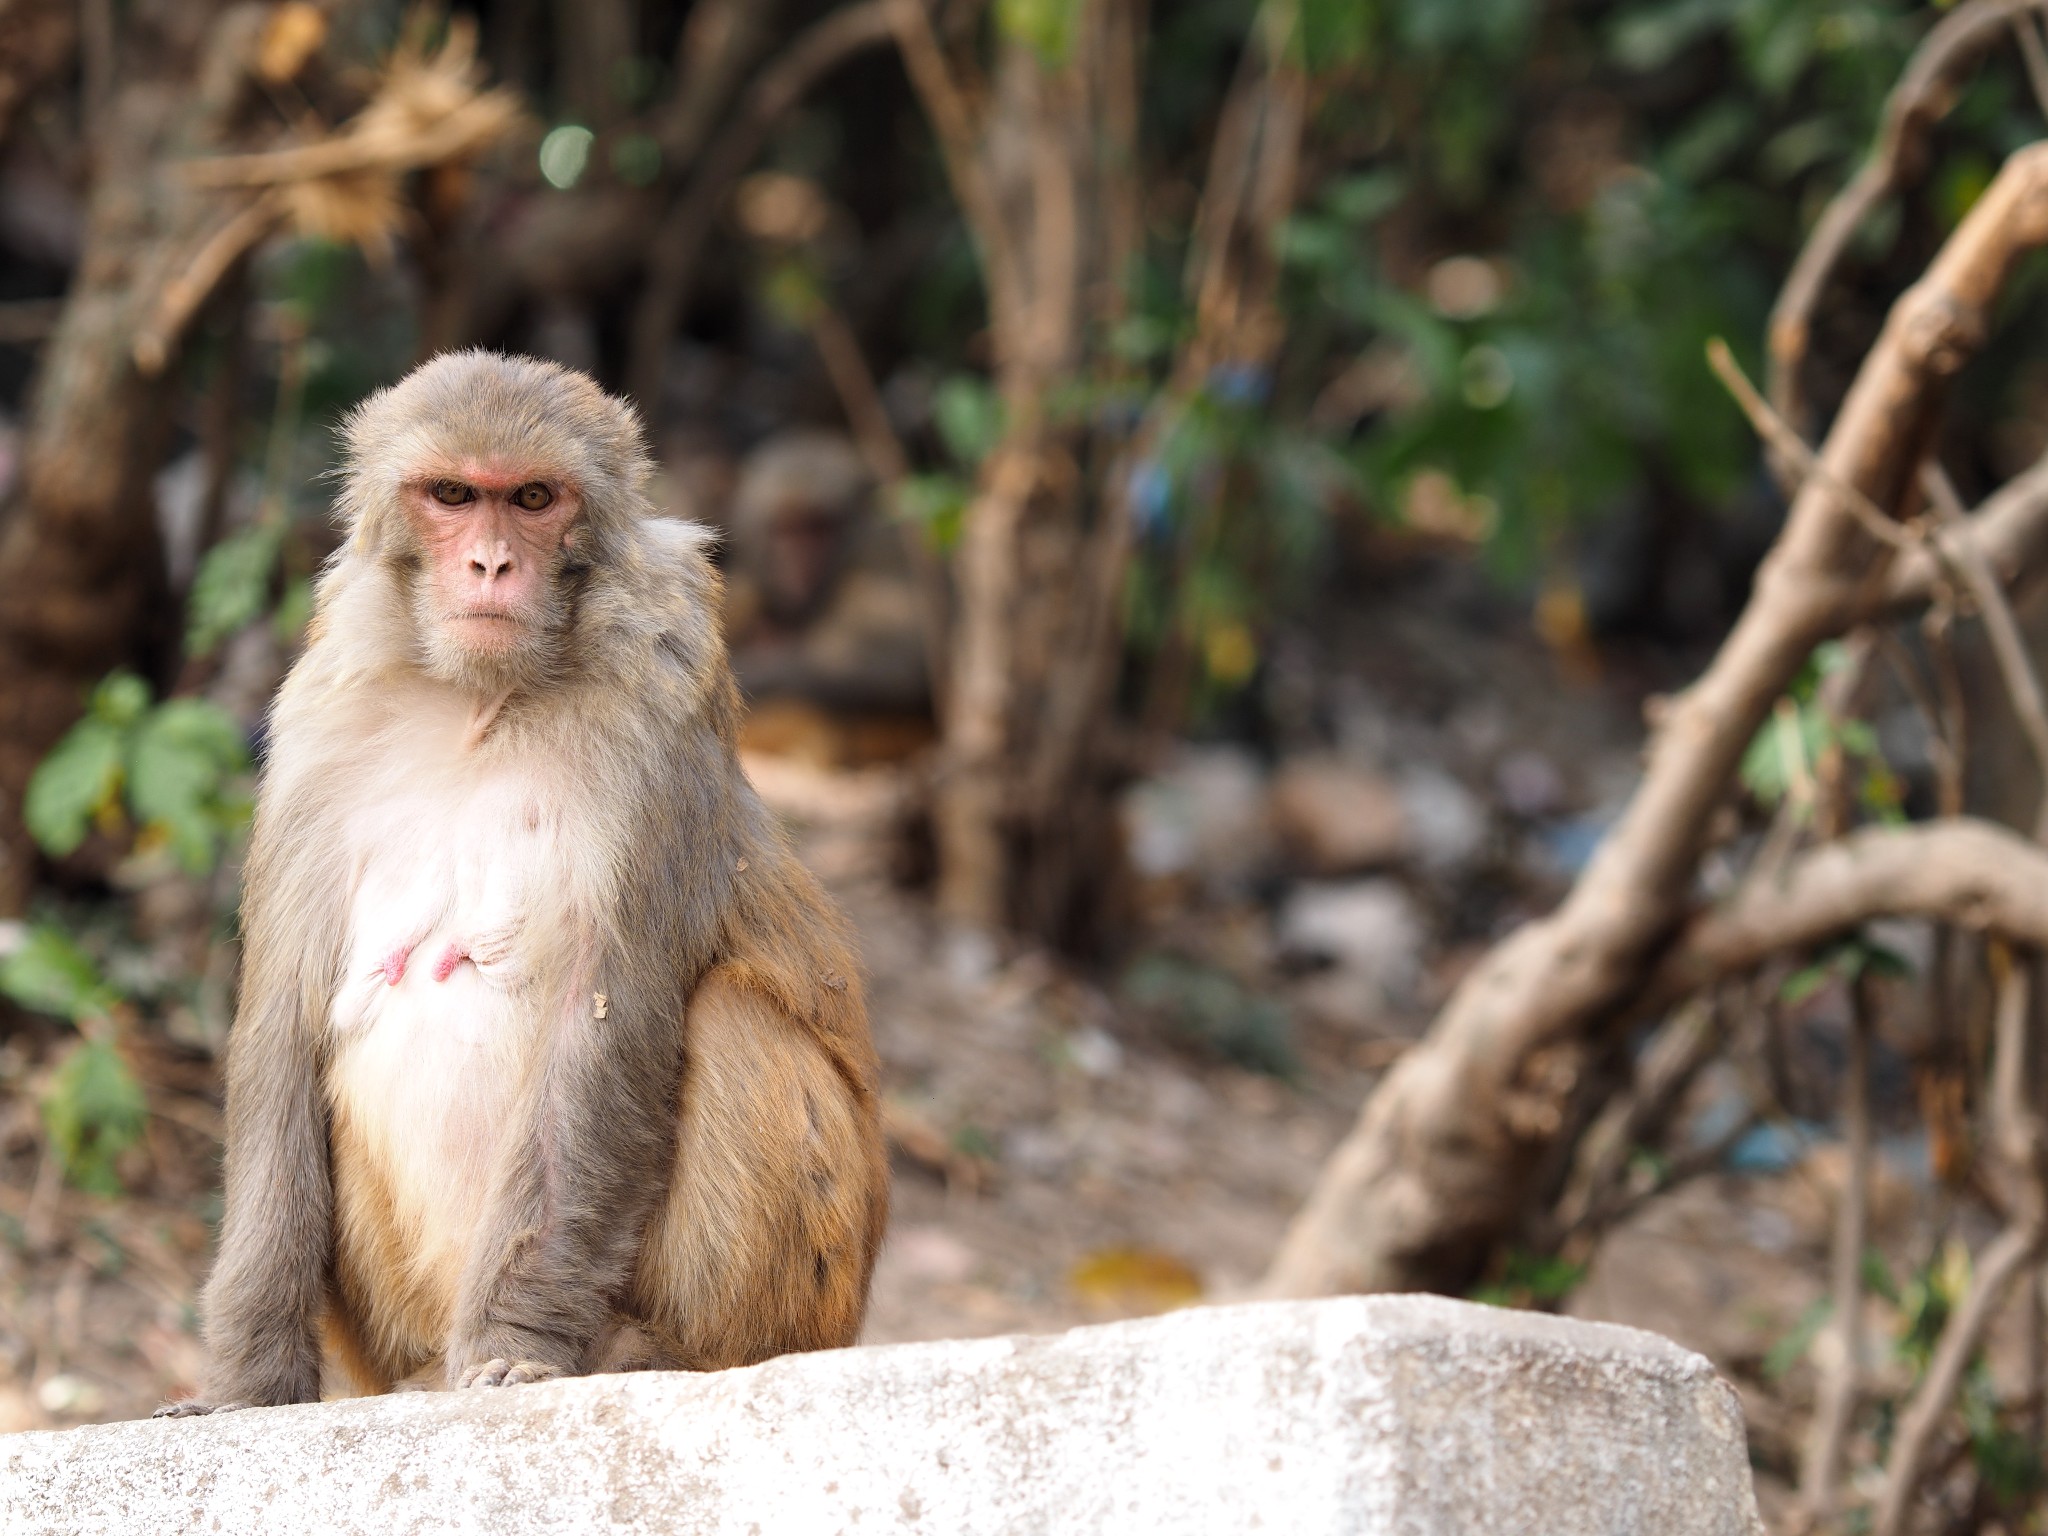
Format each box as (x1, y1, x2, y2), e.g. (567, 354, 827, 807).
(456, 1358, 563, 1389)
(152, 1398, 246, 1418)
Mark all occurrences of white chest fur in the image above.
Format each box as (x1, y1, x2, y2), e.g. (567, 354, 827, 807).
(323, 700, 590, 1281)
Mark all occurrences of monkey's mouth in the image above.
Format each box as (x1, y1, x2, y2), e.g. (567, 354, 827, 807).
(448, 610, 528, 652)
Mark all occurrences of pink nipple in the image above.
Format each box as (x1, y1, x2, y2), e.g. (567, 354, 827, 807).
(433, 942, 468, 983)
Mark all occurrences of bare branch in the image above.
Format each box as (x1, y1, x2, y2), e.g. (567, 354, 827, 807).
(1649, 820, 2048, 1003)
(803, 300, 953, 720)
(1708, 338, 1919, 552)
(1921, 462, 2048, 837)
(2016, 7, 2048, 119)
(1553, 996, 1723, 1239)
(1882, 451, 2048, 613)
(133, 193, 283, 375)
(886, 0, 1023, 349)
(627, 0, 895, 411)
(1265, 142, 2048, 1299)
(1801, 986, 1871, 1519)
(1873, 1219, 2045, 1536)
(1768, 0, 2037, 435)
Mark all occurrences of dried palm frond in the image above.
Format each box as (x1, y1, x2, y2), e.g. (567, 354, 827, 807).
(136, 15, 526, 372)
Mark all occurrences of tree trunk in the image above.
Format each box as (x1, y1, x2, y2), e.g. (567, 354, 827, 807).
(0, 1, 246, 912)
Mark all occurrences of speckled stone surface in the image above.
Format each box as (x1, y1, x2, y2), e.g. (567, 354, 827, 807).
(1, 1295, 1763, 1535)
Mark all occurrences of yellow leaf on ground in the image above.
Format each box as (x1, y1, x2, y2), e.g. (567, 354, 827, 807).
(1068, 1246, 1203, 1316)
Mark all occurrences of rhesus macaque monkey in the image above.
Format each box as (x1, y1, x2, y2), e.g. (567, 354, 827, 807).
(160, 352, 887, 1413)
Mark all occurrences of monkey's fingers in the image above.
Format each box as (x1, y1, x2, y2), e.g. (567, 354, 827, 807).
(152, 1398, 247, 1418)
(457, 1358, 563, 1389)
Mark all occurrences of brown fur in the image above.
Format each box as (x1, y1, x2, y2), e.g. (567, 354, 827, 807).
(166, 352, 886, 1413)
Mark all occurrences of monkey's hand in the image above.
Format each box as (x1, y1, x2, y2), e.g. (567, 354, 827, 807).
(455, 1357, 564, 1389)
(152, 1398, 249, 1418)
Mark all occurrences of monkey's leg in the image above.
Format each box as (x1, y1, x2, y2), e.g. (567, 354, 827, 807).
(630, 966, 887, 1370)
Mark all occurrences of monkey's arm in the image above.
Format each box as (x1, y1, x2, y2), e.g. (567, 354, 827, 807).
(442, 930, 694, 1386)
(160, 777, 347, 1417)
(444, 694, 740, 1386)
(162, 985, 333, 1413)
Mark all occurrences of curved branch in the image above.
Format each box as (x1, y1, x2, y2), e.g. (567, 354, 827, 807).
(1880, 450, 2048, 612)
(625, 0, 896, 413)
(1768, 0, 2036, 434)
(1648, 819, 2048, 1003)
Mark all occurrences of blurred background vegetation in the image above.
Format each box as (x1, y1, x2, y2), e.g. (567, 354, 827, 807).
(6, 0, 2048, 1527)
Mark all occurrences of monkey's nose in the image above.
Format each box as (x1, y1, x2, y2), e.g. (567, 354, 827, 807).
(469, 552, 514, 580)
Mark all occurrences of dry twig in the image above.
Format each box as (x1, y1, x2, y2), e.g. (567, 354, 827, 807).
(627, 0, 895, 412)
(1801, 984, 1871, 1519)
(1651, 819, 2048, 997)
(1768, 0, 2041, 436)
(137, 22, 521, 374)
(1920, 462, 2048, 838)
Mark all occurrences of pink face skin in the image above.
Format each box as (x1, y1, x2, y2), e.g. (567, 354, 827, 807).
(404, 464, 580, 657)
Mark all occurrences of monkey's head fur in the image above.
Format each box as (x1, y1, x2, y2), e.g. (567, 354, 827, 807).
(336, 351, 658, 695)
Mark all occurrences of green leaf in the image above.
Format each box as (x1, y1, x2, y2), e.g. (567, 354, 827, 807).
(187, 522, 285, 656)
(1324, 170, 1408, 227)
(1778, 962, 1829, 1006)
(41, 1038, 147, 1196)
(933, 374, 1004, 470)
(1469, 1247, 1587, 1309)
(23, 718, 124, 857)
(1764, 1297, 1831, 1380)
(89, 670, 151, 728)
(995, 0, 1083, 63)
(892, 473, 971, 555)
(759, 259, 825, 328)
(127, 700, 250, 875)
(0, 925, 119, 1023)
(1300, 0, 1374, 69)
(1609, 0, 1738, 73)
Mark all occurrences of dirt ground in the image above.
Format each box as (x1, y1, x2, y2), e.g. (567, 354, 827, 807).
(0, 775, 1861, 1533)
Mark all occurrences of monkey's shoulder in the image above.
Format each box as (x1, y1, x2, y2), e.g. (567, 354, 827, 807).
(579, 517, 734, 697)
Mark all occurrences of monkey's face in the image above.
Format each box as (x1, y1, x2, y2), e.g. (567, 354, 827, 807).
(402, 466, 581, 691)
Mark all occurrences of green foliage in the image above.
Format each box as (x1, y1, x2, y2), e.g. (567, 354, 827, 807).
(23, 673, 250, 875)
(760, 256, 827, 328)
(892, 474, 971, 555)
(1469, 1248, 1587, 1310)
(1777, 934, 1911, 1006)
(1762, 1295, 1831, 1380)
(996, 0, 1085, 63)
(1237, 0, 2048, 601)
(186, 521, 286, 657)
(1895, 1241, 1967, 1377)
(129, 701, 255, 873)
(41, 1039, 147, 1198)
(274, 575, 315, 646)
(1121, 953, 1300, 1079)
(1739, 644, 1903, 825)
(23, 718, 125, 859)
(933, 374, 1005, 469)
(0, 924, 120, 1024)
(1, 924, 146, 1196)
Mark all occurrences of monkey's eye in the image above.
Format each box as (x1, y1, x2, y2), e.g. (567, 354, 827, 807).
(512, 483, 555, 512)
(431, 480, 476, 506)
